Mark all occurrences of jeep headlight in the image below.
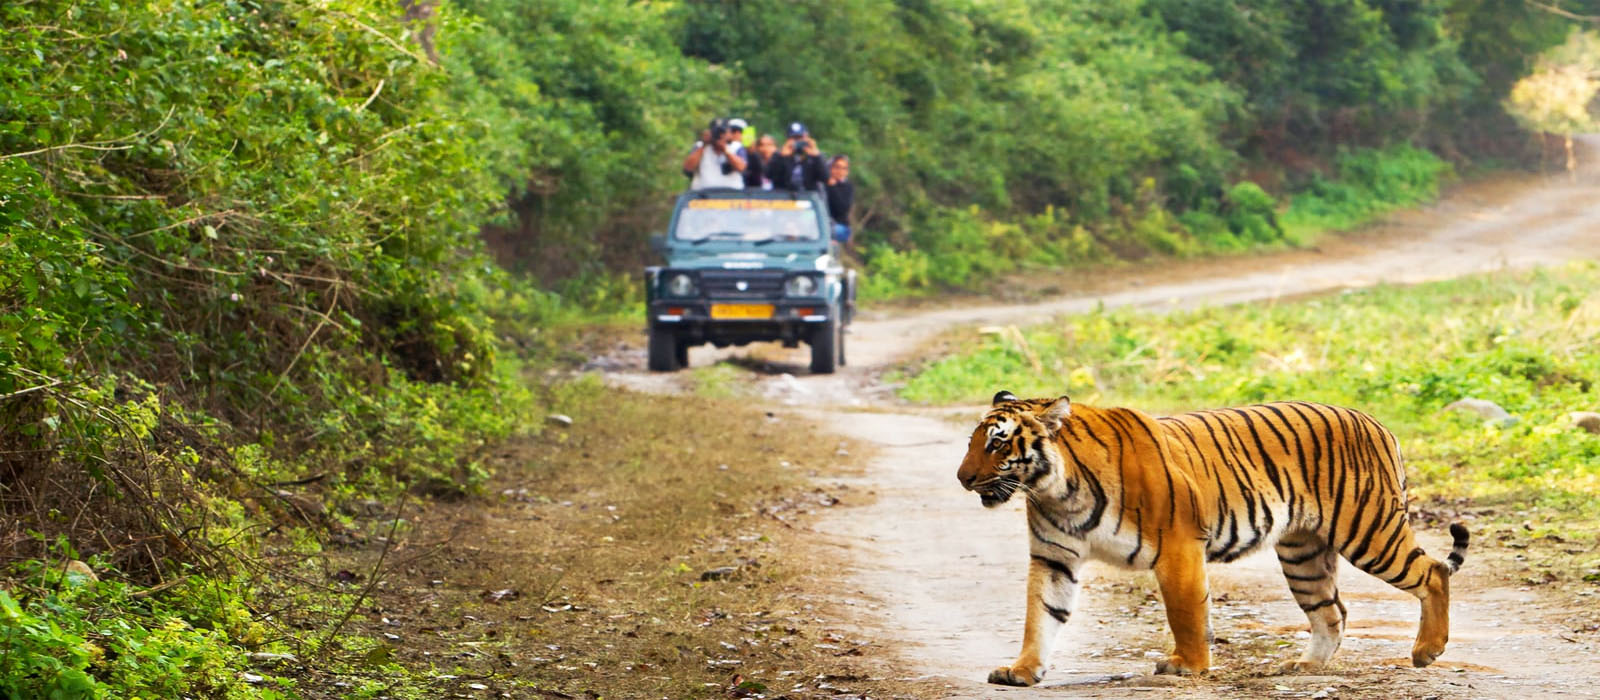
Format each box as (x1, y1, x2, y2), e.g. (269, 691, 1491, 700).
(666, 273, 698, 297)
(784, 274, 819, 297)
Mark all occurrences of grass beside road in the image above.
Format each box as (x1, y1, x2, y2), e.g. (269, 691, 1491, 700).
(892, 263, 1600, 530)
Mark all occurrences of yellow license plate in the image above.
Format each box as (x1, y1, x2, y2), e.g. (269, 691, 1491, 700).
(710, 303, 775, 320)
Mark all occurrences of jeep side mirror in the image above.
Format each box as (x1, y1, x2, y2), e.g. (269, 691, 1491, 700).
(649, 233, 668, 254)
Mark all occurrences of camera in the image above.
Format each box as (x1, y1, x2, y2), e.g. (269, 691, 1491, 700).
(792, 137, 811, 152)
(708, 118, 728, 143)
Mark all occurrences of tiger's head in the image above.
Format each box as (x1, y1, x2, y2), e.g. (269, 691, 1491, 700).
(957, 390, 1072, 508)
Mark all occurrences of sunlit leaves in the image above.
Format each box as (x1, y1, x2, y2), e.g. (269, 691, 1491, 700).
(1505, 29, 1600, 137)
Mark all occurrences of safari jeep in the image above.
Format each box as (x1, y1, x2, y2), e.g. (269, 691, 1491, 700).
(645, 188, 855, 374)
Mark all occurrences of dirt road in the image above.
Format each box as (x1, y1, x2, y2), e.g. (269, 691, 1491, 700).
(606, 160, 1600, 698)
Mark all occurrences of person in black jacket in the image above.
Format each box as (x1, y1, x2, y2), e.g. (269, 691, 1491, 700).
(745, 133, 777, 190)
(824, 155, 853, 245)
(768, 122, 827, 191)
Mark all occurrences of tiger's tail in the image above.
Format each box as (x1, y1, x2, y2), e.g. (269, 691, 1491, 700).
(1444, 523, 1469, 574)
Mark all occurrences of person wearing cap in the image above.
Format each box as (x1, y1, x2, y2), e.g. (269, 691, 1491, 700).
(768, 121, 827, 192)
(725, 118, 752, 171)
(726, 118, 749, 149)
(682, 117, 746, 190)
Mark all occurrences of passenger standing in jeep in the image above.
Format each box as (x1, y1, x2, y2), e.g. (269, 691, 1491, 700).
(683, 118, 746, 190)
(745, 134, 778, 190)
(825, 155, 853, 245)
(768, 122, 826, 192)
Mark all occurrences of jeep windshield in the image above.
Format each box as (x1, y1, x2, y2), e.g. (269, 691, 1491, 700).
(672, 198, 821, 244)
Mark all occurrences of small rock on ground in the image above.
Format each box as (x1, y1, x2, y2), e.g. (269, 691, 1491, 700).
(64, 560, 97, 582)
(1570, 411, 1600, 434)
(247, 652, 299, 665)
(1442, 398, 1516, 426)
(700, 566, 739, 581)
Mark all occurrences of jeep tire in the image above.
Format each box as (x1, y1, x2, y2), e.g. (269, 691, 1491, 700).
(810, 317, 839, 375)
(648, 327, 680, 372)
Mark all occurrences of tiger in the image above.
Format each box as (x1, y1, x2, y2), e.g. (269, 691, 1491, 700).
(956, 391, 1469, 686)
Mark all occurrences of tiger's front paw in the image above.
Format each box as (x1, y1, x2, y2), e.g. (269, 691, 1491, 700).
(1276, 659, 1325, 675)
(1411, 640, 1446, 668)
(987, 664, 1043, 686)
(1153, 654, 1206, 676)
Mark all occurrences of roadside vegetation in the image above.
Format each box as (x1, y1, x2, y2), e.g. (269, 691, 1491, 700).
(895, 264, 1600, 528)
(2, 1, 550, 696)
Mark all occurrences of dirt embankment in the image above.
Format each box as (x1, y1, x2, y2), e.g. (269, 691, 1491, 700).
(602, 154, 1600, 698)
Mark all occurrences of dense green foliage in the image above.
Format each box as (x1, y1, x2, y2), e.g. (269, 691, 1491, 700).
(1148, 0, 1473, 152)
(1, 0, 518, 463)
(660, 0, 1571, 298)
(678, 1, 1233, 219)
(0, 0, 540, 695)
(441, 0, 723, 289)
(897, 264, 1600, 512)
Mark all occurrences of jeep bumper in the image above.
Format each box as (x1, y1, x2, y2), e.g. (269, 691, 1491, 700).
(648, 300, 833, 347)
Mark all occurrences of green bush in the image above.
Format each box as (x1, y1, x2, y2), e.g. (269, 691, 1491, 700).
(1225, 182, 1282, 243)
(1, 554, 291, 700)
(856, 203, 1107, 300)
(1281, 145, 1454, 242)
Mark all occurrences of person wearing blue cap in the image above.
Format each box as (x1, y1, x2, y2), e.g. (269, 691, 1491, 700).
(768, 121, 827, 192)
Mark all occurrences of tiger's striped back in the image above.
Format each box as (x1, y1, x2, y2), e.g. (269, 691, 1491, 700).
(1157, 402, 1413, 568)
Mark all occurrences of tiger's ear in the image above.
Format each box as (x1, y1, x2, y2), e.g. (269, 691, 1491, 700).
(992, 390, 1019, 406)
(1039, 395, 1072, 430)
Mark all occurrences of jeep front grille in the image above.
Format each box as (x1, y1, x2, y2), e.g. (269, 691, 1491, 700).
(700, 270, 785, 298)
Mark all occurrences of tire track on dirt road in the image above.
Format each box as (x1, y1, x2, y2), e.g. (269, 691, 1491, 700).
(605, 156, 1600, 697)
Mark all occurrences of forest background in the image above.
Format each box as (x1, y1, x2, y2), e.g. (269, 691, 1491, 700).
(2, 0, 1596, 697)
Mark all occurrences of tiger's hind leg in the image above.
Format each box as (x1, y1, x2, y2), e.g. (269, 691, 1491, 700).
(1275, 533, 1346, 673)
(1345, 522, 1467, 668)
(1152, 540, 1211, 675)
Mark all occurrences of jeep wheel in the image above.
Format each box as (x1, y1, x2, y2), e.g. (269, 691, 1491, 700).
(809, 318, 839, 375)
(648, 327, 680, 372)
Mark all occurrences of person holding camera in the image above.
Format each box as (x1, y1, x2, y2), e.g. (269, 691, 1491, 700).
(726, 118, 750, 154)
(682, 117, 746, 190)
(767, 122, 826, 192)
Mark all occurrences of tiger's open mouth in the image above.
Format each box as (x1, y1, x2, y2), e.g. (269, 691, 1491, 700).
(977, 479, 1019, 508)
